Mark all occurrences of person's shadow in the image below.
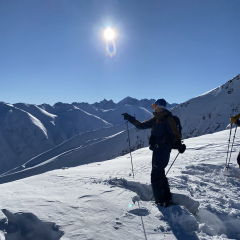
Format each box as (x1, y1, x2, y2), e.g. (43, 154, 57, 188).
(157, 205, 199, 240)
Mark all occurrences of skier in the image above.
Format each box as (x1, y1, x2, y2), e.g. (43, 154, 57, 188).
(230, 113, 240, 167)
(122, 99, 186, 207)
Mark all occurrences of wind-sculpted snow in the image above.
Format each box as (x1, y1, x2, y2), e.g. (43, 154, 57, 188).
(171, 74, 240, 139)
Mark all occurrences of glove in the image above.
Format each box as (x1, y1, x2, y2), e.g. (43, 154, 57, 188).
(230, 113, 240, 124)
(175, 141, 186, 154)
(178, 144, 186, 154)
(121, 113, 136, 124)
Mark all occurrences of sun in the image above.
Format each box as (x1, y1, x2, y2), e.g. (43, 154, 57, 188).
(104, 28, 115, 40)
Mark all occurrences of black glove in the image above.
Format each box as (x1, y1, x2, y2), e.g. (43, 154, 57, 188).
(175, 141, 186, 154)
(121, 113, 136, 124)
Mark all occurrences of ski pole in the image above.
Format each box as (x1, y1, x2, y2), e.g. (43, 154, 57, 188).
(126, 121, 135, 178)
(225, 109, 235, 169)
(226, 126, 238, 169)
(225, 123, 233, 168)
(166, 152, 180, 175)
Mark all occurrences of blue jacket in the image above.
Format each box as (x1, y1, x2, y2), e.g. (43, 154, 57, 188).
(236, 120, 240, 126)
(133, 110, 181, 149)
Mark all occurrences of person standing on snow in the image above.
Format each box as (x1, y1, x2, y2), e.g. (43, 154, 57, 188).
(122, 99, 186, 207)
(230, 113, 240, 168)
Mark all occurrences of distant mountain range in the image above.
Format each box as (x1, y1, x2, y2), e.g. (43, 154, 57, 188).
(78, 97, 178, 110)
(39, 97, 177, 117)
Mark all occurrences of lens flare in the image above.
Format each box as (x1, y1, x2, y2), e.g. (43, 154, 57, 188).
(106, 40, 117, 58)
(103, 25, 117, 58)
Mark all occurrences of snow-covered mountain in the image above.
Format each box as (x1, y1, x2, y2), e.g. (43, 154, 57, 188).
(0, 102, 112, 174)
(0, 128, 240, 239)
(172, 74, 240, 139)
(0, 101, 154, 175)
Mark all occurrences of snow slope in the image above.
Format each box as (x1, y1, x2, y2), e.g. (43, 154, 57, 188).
(0, 102, 113, 175)
(0, 128, 240, 239)
(0, 123, 151, 183)
(172, 74, 240, 139)
(0, 103, 56, 174)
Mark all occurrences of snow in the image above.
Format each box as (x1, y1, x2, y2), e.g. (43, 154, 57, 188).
(0, 128, 240, 239)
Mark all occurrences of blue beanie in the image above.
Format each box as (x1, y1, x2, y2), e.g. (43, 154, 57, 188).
(154, 99, 167, 108)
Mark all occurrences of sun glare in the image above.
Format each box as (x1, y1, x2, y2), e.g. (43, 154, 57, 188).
(104, 28, 115, 40)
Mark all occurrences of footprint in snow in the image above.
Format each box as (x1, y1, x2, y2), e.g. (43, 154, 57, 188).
(113, 220, 122, 230)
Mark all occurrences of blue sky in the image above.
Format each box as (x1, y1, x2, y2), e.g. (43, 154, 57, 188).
(0, 0, 239, 105)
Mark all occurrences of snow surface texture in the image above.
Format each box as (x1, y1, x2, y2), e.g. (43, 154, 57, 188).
(0, 128, 240, 239)
(171, 74, 240, 139)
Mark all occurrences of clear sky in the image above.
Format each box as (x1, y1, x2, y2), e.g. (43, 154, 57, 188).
(0, 0, 239, 105)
